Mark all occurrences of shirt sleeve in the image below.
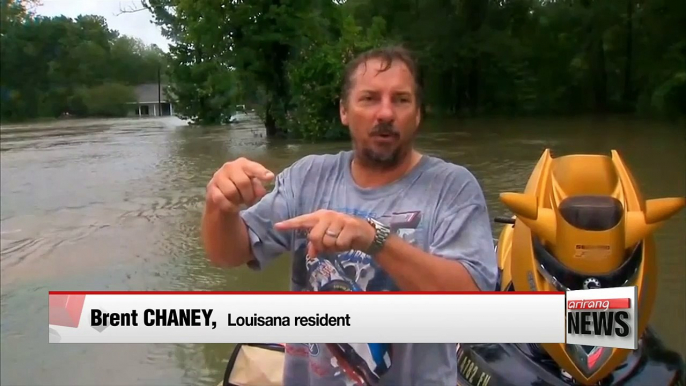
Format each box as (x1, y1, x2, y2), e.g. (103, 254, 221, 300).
(239, 165, 298, 271)
(428, 169, 498, 291)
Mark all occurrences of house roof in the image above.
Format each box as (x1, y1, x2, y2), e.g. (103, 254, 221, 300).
(134, 83, 168, 103)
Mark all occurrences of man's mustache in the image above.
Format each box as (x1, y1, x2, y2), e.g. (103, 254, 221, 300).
(370, 122, 400, 137)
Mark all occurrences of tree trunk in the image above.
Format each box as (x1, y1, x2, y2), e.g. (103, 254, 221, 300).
(468, 58, 480, 116)
(453, 69, 462, 114)
(464, 0, 486, 116)
(581, 0, 608, 114)
(264, 102, 278, 137)
(260, 0, 290, 138)
(592, 37, 608, 113)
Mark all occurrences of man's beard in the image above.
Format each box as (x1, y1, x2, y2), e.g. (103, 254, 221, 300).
(353, 122, 413, 170)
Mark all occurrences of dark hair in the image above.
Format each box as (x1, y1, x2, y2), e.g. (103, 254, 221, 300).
(341, 45, 422, 106)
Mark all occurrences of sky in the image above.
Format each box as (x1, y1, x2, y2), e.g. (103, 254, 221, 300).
(34, 0, 172, 51)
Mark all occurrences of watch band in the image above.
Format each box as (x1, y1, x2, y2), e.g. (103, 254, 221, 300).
(365, 218, 391, 256)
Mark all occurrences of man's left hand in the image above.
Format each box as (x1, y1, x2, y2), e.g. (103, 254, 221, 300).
(274, 210, 376, 257)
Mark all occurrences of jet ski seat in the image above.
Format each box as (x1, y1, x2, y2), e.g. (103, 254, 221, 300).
(559, 195, 624, 232)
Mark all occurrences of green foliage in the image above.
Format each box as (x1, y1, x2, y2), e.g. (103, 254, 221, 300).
(146, 0, 684, 139)
(647, 72, 686, 119)
(4, 0, 684, 133)
(143, 0, 243, 125)
(0, 3, 166, 122)
(146, 0, 393, 137)
(284, 15, 388, 140)
(75, 83, 137, 117)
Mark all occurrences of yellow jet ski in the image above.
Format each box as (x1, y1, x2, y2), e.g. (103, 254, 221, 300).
(457, 149, 685, 386)
(221, 149, 685, 386)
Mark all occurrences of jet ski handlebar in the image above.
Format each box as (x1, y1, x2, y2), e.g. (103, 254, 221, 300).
(493, 216, 515, 224)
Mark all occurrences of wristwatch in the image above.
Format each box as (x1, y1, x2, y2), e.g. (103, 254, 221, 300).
(365, 218, 391, 256)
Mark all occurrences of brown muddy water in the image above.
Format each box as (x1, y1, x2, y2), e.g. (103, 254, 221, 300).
(1, 115, 684, 385)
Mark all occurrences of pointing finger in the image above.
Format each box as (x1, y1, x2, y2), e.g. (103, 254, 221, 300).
(274, 213, 319, 230)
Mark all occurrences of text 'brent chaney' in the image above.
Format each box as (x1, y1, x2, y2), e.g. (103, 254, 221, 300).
(90, 309, 217, 329)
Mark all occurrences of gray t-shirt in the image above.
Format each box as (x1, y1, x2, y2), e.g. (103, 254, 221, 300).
(240, 150, 497, 386)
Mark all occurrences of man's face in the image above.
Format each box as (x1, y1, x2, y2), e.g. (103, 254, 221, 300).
(340, 58, 421, 169)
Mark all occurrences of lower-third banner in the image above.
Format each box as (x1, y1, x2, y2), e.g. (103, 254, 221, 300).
(48, 291, 565, 344)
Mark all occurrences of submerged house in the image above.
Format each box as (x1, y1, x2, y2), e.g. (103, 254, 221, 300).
(128, 83, 174, 117)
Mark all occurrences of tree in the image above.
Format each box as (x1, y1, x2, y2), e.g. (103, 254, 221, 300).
(129, 0, 686, 136)
(0, 4, 167, 122)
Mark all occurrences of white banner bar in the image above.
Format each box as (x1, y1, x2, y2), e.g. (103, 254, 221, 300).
(48, 292, 566, 344)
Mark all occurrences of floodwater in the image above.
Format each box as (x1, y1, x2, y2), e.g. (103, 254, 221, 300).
(1, 115, 684, 385)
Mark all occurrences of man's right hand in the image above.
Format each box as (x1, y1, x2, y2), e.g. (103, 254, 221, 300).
(205, 157, 275, 214)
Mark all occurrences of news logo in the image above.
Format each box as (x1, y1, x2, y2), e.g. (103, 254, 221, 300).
(566, 286, 638, 350)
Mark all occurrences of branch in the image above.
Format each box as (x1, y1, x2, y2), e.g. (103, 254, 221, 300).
(115, 1, 149, 16)
(25, 0, 44, 11)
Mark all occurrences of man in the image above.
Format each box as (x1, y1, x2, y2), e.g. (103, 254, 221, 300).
(202, 46, 497, 385)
